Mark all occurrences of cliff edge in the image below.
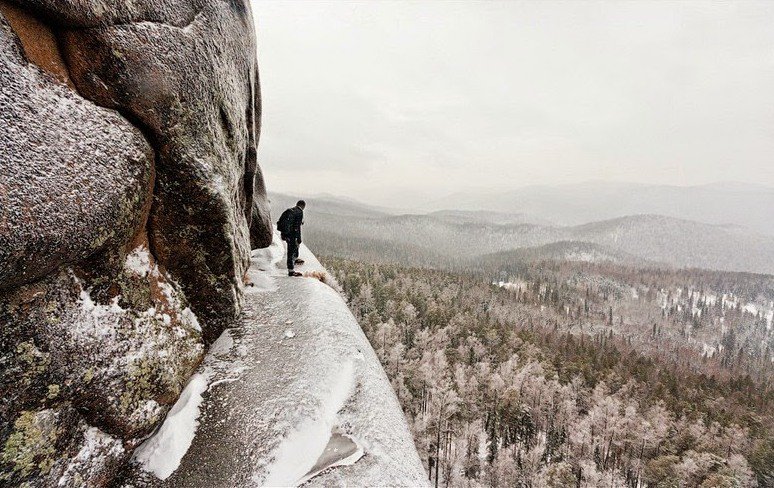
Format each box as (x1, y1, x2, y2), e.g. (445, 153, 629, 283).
(123, 233, 428, 487)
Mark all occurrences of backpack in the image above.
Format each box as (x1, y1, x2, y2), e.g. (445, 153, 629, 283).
(277, 208, 293, 235)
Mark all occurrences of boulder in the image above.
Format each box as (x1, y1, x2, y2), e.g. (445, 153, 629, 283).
(0, 6, 206, 484)
(0, 243, 205, 486)
(0, 0, 271, 485)
(0, 10, 153, 290)
(47, 0, 271, 342)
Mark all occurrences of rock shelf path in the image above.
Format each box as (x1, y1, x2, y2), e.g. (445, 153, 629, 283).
(123, 234, 427, 487)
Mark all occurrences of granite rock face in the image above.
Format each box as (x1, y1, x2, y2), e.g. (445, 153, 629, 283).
(0, 0, 270, 485)
(52, 0, 270, 342)
(0, 12, 153, 290)
(251, 166, 274, 250)
(0, 260, 204, 486)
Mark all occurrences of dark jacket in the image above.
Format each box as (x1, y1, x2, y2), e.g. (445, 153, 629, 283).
(282, 206, 303, 241)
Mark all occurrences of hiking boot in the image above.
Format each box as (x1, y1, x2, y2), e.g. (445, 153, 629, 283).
(294, 258, 305, 265)
(288, 271, 303, 277)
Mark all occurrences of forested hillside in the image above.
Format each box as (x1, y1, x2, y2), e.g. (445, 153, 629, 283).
(323, 258, 774, 487)
(270, 193, 774, 275)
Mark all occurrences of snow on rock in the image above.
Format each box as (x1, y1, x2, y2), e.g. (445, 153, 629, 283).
(0, 8, 154, 289)
(132, 374, 209, 480)
(131, 326, 247, 481)
(0, 2, 271, 485)
(208, 329, 235, 357)
(246, 230, 286, 293)
(125, 245, 153, 278)
(259, 361, 356, 486)
(57, 427, 124, 487)
(47, 0, 273, 343)
(297, 432, 365, 486)
(246, 268, 278, 293)
(181, 308, 201, 333)
(122, 232, 427, 487)
(250, 231, 286, 269)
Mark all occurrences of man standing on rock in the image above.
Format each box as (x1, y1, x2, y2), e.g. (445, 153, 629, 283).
(278, 200, 306, 277)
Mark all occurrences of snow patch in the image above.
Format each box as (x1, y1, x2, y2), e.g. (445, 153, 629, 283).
(75, 287, 125, 337)
(209, 329, 234, 356)
(495, 280, 527, 291)
(79, 289, 95, 310)
(181, 307, 201, 332)
(258, 361, 356, 487)
(124, 245, 152, 278)
(297, 433, 365, 486)
(132, 373, 209, 480)
(246, 230, 286, 292)
(246, 267, 277, 292)
(251, 230, 285, 268)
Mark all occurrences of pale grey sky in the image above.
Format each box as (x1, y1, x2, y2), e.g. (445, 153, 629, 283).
(252, 1, 774, 206)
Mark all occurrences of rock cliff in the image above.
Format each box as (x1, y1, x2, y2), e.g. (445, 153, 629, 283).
(0, 0, 271, 485)
(123, 235, 429, 487)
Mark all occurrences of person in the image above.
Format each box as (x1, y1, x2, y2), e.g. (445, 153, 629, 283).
(277, 200, 306, 277)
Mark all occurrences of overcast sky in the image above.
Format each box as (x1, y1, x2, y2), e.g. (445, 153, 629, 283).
(252, 1, 774, 206)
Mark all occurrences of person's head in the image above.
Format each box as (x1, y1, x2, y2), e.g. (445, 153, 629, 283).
(296, 200, 306, 209)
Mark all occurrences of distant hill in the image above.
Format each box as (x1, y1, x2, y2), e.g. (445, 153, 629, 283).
(478, 240, 648, 267)
(269, 192, 389, 219)
(275, 192, 774, 275)
(422, 181, 774, 236)
(429, 209, 554, 226)
(571, 214, 774, 272)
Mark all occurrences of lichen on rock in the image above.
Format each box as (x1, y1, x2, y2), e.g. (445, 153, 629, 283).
(1, 409, 60, 480)
(0, 0, 271, 485)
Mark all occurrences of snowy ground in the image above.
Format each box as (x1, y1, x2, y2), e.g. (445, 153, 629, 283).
(123, 232, 427, 487)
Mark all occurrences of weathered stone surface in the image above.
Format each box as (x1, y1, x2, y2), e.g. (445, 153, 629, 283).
(40, 0, 273, 342)
(0, 11, 152, 290)
(9, 0, 203, 28)
(0, 1, 72, 87)
(1, 405, 125, 487)
(0, 248, 205, 486)
(1, 1, 272, 484)
(251, 165, 274, 250)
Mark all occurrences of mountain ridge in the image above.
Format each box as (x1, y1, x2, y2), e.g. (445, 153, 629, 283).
(416, 181, 774, 235)
(269, 192, 774, 275)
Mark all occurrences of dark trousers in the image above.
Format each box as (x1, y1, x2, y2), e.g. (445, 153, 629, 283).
(284, 237, 299, 270)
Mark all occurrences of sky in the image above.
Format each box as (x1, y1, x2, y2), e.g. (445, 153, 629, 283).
(252, 1, 774, 207)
